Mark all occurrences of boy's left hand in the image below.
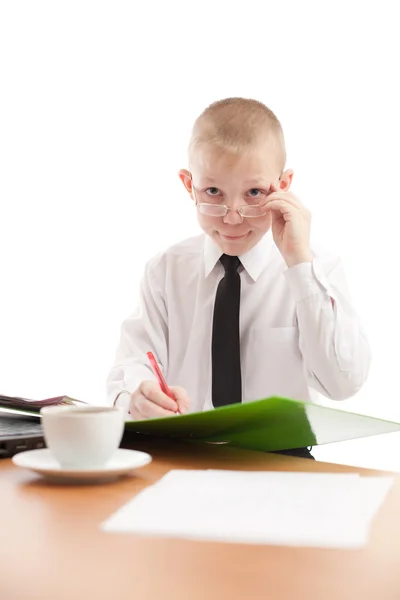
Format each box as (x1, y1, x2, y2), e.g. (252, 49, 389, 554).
(263, 184, 313, 267)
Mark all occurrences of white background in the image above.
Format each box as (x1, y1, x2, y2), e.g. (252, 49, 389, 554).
(1, 1, 399, 466)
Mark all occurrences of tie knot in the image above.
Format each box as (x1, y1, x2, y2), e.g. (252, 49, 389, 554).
(220, 254, 241, 273)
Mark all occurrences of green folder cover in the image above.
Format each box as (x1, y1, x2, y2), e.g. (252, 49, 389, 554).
(125, 396, 400, 452)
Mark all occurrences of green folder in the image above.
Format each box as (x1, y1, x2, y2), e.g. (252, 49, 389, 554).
(125, 396, 400, 452)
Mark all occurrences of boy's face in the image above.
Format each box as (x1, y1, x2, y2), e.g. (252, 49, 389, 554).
(179, 144, 293, 256)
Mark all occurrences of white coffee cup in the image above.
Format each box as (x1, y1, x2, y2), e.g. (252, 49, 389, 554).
(40, 405, 125, 469)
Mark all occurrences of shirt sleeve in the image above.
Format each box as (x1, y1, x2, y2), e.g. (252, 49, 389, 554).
(283, 254, 371, 400)
(106, 255, 168, 409)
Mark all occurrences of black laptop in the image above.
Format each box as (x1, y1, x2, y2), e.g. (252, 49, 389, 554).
(0, 413, 45, 458)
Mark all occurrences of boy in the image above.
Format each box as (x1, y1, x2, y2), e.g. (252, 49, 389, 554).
(107, 98, 371, 429)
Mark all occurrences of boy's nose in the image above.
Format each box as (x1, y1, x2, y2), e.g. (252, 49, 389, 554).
(223, 208, 243, 225)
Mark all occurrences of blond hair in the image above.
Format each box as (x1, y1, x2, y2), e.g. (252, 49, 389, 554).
(188, 97, 286, 170)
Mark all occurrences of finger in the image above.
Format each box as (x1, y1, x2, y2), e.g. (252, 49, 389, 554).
(137, 396, 179, 419)
(170, 386, 190, 414)
(261, 183, 279, 205)
(129, 394, 178, 419)
(261, 190, 301, 210)
(264, 199, 295, 215)
(264, 193, 303, 210)
(265, 199, 309, 217)
(139, 380, 179, 411)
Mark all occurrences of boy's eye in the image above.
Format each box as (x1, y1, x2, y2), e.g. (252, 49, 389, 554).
(248, 188, 262, 197)
(205, 187, 221, 196)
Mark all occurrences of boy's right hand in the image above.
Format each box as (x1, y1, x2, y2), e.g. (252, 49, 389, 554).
(129, 380, 190, 420)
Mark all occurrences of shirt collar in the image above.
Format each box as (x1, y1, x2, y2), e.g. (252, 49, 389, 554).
(203, 232, 274, 282)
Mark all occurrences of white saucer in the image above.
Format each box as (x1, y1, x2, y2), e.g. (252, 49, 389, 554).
(12, 448, 152, 484)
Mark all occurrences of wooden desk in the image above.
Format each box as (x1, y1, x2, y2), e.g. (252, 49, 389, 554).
(1, 437, 400, 600)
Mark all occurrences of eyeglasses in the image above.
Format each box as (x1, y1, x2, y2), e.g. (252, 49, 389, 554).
(196, 202, 267, 218)
(191, 185, 267, 219)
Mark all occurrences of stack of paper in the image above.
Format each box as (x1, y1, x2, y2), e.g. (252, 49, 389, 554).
(0, 393, 85, 414)
(101, 470, 393, 549)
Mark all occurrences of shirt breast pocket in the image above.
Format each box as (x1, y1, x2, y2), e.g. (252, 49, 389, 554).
(243, 326, 309, 403)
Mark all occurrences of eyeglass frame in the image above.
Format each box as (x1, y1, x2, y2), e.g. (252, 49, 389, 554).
(190, 183, 268, 219)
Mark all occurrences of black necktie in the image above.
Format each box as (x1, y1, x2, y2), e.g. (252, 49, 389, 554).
(212, 254, 242, 407)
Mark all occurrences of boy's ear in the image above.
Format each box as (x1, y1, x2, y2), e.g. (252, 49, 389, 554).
(279, 169, 294, 191)
(178, 169, 193, 195)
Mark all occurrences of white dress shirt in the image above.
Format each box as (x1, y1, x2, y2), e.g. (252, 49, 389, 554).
(107, 232, 371, 413)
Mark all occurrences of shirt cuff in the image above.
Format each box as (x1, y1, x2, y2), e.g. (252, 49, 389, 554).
(114, 390, 132, 413)
(283, 261, 329, 302)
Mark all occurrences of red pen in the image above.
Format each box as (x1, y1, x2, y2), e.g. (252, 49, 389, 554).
(146, 352, 179, 411)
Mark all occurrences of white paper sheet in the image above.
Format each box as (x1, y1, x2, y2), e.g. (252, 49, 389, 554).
(101, 470, 394, 548)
